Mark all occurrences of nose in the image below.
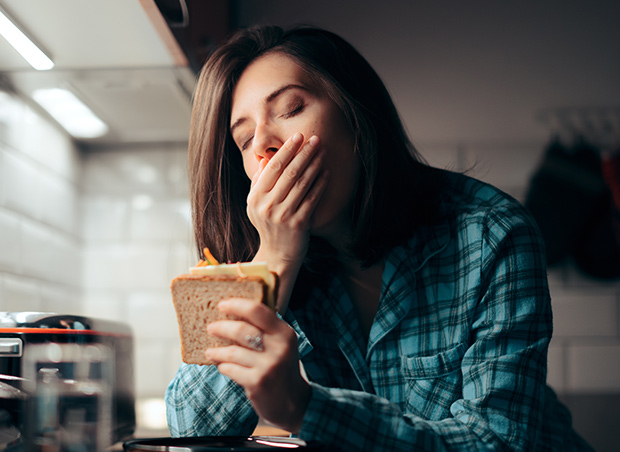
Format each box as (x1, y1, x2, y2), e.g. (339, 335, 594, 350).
(251, 123, 281, 162)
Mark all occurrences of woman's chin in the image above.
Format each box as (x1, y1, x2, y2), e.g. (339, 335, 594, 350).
(308, 217, 330, 241)
(308, 213, 351, 247)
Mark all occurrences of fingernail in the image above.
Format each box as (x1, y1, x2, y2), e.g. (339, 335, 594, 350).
(309, 136, 319, 147)
(292, 132, 303, 143)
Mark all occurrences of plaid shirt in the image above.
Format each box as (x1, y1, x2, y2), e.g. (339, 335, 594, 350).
(166, 173, 590, 451)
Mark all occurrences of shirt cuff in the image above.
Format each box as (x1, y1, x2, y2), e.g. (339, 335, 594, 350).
(298, 383, 338, 441)
(297, 382, 373, 448)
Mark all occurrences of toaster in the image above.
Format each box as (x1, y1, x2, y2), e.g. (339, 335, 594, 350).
(0, 312, 136, 448)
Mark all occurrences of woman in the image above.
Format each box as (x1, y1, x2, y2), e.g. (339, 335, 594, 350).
(166, 25, 592, 451)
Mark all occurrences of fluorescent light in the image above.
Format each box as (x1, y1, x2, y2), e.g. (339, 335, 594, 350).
(0, 9, 54, 70)
(32, 88, 109, 138)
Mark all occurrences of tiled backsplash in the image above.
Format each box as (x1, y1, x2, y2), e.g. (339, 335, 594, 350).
(1, 91, 619, 440)
(0, 92, 82, 314)
(80, 145, 193, 399)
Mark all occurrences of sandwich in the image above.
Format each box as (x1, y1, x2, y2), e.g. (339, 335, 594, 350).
(170, 248, 278, 365)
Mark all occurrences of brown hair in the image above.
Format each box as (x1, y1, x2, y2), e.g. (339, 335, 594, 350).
(188, 25, 442, 268)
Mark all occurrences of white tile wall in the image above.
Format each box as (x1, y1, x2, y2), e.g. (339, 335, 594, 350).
(18, 108, 79, 180)
(0, 273, 43, 312)
(38, 279, 82, 315)
(0, 91, 82, 314)
(0, 207, 21, 273)
(80, 146, 187, 198)
(129, 199, 192, 242)
(83, 243, 173, 290)
(36, 169, 79, 234)
(545, 269, 620, 395)
(0, 92, 31, 156)
(80, 145, 193, 399)
(547, 344, 565, 392)
(126, 290, 180, 339)
(134, 336, 182, 398)
(552, 294, 618, 338)
(1, 147, 42, 220)
(81, 197, 130, 241)
(81, 289, 128, 321)
(567, 343, 620, 393)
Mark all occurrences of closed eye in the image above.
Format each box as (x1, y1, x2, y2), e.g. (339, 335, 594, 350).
(235, 98, 305, 151)
(281, 101, 304, 119)
(241, 135, 254, 151)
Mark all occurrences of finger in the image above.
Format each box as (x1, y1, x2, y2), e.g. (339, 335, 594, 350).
(254, 133, 304, 191)
(270, 136, 322, 204)
(205, 346, 258, 368)
(207, 320, 263, 347)
(218, 298, 282, 333)
(214, 361, 259, 388)
(284, 145, 326, 212)
(294, 168, 330, 219)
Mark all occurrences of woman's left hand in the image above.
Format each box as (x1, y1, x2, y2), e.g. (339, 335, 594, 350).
(205, 298, 311, 433)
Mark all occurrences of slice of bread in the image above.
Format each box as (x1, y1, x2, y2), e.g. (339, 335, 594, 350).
(170, 274, 268, 365)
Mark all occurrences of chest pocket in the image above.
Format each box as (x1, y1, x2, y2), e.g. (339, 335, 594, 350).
(401, 342, 467, 420)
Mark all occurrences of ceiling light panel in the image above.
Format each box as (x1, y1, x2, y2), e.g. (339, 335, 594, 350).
(0, 8, 53, 70)
(32, 88, 109, 139)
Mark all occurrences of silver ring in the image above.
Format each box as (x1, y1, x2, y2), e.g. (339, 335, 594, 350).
(245, 333, 264, 351)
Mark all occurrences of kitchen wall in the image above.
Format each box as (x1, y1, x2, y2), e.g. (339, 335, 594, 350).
(80, 143, 191, 402)
(0, 88, 192, 431)
(0, 91, 82, 314)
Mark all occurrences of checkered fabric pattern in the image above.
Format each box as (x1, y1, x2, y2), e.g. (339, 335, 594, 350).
(166, 172, 591, 451)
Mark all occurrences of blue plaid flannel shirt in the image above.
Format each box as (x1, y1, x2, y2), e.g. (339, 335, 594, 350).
(166, 173, 591, 451)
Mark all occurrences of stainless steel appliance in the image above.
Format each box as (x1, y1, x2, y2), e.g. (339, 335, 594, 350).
(0, 312, 135, 450)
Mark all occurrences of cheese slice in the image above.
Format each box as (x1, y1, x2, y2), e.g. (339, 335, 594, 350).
(190, 262, 277, 310)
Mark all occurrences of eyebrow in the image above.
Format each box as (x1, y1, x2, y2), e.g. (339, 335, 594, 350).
(230, 83, 306, 137)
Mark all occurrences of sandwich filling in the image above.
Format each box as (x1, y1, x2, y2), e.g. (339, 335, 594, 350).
(189, 262, 277, 310)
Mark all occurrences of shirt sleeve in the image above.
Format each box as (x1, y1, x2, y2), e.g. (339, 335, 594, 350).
(165, 362, 258, 437)
(297, 206, 553, 451)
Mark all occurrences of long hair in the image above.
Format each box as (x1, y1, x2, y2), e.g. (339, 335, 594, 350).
(188, 25, 442, 268)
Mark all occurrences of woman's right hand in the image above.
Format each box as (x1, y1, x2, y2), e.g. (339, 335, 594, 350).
(247, 133, 329, 311)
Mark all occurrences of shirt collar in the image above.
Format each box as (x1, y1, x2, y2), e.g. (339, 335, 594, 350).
(281, 309, 314, 358)
(284, 204, 452, 360)
(367, 209, 451, 354)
